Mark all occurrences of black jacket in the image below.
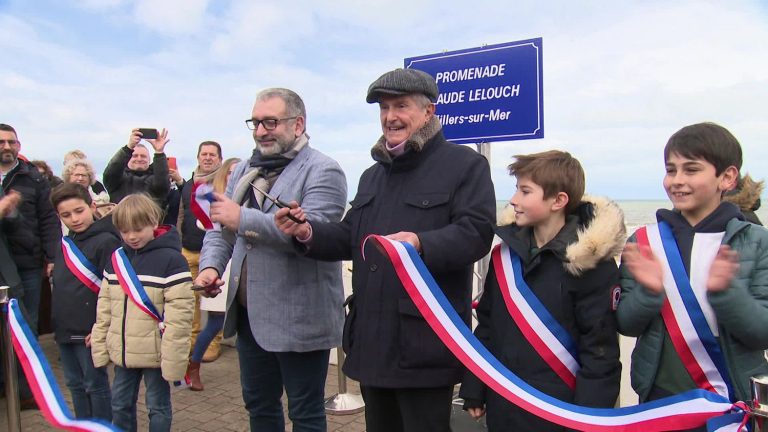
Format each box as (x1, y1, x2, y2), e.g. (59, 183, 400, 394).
(307, 118, 496, 388)
(92, 180, 107, 195)
(51, 216, 121, 344)
(162, 184, 181, 226)
(103, 145, 169, 205)
(0, 213, 22, 294)
(178, 178, 205, 251)
(1, 160, 60, 270)
(460, 198, 625, 432)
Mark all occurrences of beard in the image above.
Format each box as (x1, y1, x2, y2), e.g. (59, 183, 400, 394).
(256, 135, 295, 157)
(0, 151, 17, 164)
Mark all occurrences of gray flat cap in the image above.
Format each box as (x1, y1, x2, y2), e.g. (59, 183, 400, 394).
(366, 68, 439, 103)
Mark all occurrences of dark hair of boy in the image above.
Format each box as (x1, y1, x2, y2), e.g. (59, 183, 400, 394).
(111, 193, 162, 232)
(50, 182, 93, 210)
(508, 150, 585, 214)
(664, 122, 743, 176)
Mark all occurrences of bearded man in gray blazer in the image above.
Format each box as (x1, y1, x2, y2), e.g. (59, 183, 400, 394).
(196, 88, 347, 432)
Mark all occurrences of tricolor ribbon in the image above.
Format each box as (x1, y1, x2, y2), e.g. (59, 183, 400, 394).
(635, 223, 734, 400)
(492, 243, 580, 389)
(190, 181, 216, 230)
(112, 247, 164, 332)
(6, 299, 120, 431)
(62, 237, 102, 294)
(363, 235, 749, 431)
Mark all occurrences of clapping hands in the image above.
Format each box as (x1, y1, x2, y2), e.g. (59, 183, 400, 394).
(622, 242, 739, 295)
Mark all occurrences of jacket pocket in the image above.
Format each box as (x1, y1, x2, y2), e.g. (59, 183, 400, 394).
(403, 193, 451, 229)
(349, 193, 375, 240)
(350, 193, 374, 210)
(397, 297, 461, 370)
(403, 193, 450, 209)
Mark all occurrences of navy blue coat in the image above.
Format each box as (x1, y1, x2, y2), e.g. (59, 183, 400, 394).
(52, 216, 121, 344)
(308, 122, 496, 388)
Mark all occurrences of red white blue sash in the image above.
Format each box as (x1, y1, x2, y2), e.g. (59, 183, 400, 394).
(62, 237, 102, 294)
(111, 247, 164, 332)
(6, 299, 120, 431)
(190, 181, 216, 230)
(635, 223, 734, 401)
(363, 235, 749, 431)
(492, 243, 579, 389)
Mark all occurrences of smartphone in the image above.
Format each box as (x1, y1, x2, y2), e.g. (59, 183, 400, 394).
(138, 128, 158, 139)
(167, 157, 178, 171)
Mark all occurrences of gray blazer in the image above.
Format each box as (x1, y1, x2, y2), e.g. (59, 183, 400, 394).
(199, 144, 347, 352)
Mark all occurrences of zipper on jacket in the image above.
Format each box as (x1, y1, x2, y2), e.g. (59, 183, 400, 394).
(121, 295, 128, 368)
(2, 165, 38, 192)
(2, 172, 20, 193)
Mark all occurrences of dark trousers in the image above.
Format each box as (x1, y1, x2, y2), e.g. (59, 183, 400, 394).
(17, 267, 43, 334)
(236, 305, 330, 432)
(58, 342, 112, 421)
(111, 366, 171, 432)
(360, 385, 454, 432)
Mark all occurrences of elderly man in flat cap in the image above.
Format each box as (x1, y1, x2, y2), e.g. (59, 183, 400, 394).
(276, 68, 496, 432)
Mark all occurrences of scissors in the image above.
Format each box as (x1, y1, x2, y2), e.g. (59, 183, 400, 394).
(250, 182, 306, 224)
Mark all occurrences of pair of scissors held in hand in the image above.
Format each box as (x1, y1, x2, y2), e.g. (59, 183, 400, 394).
(249, 182, 306, 224)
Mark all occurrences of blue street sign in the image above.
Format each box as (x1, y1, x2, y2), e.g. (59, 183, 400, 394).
(405, 38, 544, 144)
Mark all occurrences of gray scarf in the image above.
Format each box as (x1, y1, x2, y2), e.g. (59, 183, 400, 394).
(231, 134, 308, 207)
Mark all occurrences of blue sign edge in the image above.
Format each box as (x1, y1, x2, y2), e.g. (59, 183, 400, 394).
(404, 38, 544, 144)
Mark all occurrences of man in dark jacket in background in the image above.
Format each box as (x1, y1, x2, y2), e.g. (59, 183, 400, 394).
(0, 123, 60, 333)
(102, 128, 170, 205)
(1, 123, 60, 410)
(276, 69, 496, 432)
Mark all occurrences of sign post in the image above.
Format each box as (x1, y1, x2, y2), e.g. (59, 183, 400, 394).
(405, 38, 544, 144)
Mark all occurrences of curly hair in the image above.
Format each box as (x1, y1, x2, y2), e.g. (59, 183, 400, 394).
(62, 159, 96, 186)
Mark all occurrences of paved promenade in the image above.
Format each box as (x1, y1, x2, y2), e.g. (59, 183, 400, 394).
(0, 334, 367, 432)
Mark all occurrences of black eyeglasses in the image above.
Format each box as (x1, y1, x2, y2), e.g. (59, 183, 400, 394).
(245, 117, 298, 131)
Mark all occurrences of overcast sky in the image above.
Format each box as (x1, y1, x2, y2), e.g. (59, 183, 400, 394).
(2, 0, 766, 200)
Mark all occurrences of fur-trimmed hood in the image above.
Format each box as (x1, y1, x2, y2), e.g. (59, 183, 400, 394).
(724, 174, 764, 212)
(497, 195, 626, 276)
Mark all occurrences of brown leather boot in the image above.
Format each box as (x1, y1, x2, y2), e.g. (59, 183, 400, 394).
(187, 361, 204, 391)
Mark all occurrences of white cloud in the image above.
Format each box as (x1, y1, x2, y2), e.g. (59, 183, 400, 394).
(208, 0, 316, 64)
(132, 0, 210, 35)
